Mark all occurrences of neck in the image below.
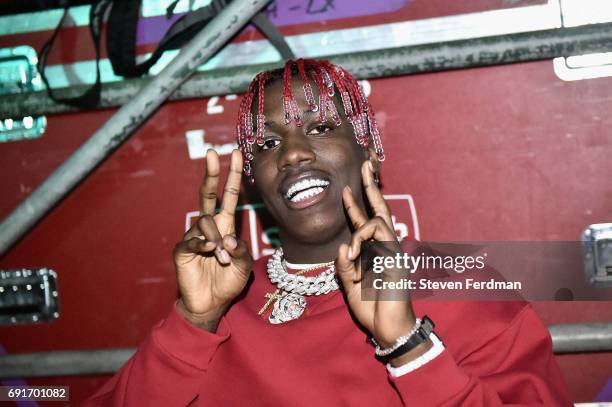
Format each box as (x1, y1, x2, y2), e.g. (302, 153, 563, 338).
(279, 225, 352, 264)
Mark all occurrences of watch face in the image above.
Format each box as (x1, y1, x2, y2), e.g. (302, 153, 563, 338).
(421, 316, 435, 333)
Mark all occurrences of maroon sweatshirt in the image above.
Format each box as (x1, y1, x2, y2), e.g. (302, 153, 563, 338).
(83, 256, 571, 406)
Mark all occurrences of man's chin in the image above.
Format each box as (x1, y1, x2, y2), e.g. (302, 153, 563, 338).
(281, 215, 347, 244)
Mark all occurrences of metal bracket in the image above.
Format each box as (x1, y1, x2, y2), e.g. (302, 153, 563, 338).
(0, 268, 59, 325)
(0, 45, 46, 142)
(582, 223, 612, 288)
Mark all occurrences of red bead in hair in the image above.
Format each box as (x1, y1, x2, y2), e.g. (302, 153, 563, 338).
(256, 71, 267, 146)
(309, 67, 328, 123)
(282, 62, 302, 126)
(297, 59, 317, 112)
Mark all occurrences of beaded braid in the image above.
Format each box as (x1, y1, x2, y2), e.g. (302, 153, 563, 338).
(236, 59, 385, 183)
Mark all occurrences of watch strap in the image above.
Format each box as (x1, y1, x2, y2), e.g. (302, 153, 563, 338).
(378, 316, 435, 363)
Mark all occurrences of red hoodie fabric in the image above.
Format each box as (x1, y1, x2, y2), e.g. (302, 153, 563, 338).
(83, 256, 571, 406)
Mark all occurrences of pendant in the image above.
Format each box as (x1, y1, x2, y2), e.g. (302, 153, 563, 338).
(269, 292, 307, 324)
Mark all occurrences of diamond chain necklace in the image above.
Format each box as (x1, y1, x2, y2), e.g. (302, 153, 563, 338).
(259, 248, 339, 324)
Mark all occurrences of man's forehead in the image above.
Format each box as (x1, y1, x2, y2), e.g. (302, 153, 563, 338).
(255, 76, 341, 123)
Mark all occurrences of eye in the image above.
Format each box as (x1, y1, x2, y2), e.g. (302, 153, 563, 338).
(308, 124, 333, 136)
(260, 138, 281, 150)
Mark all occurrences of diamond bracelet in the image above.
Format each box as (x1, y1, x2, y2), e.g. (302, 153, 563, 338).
(371, 318, 422, 357)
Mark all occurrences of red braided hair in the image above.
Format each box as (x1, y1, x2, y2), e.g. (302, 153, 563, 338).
(236, 59, 385, 182)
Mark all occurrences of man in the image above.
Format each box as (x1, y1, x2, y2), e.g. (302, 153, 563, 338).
(84, 59, 571, 406)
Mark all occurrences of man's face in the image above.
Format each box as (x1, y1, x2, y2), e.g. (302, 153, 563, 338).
(250, 78, 369, 244)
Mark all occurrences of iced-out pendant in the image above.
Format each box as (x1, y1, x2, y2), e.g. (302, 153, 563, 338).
(269, 292, 307, 324)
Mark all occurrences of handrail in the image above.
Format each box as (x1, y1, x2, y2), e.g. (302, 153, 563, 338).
(0, 322, 611, 378)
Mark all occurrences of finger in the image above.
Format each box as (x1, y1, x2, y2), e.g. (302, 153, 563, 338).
(198, 215, 231, 264)
(342, 186, 368, 229)
(219, 149, 243, 220)
(199, 149, 220, 215)
(348, 217, 396, 261)
(361, 161, 393, 228)
(183, 223, 201, 240)
(174, 237, 217, 258)
(222, 235, 253, 278)
(335, 243, 361, 286)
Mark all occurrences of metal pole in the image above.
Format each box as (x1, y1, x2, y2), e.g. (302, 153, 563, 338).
(1, 22, 612, 119)
(0, 0, 271, 256)
(0, 349, 135, 378)
(550, 322, 612, 353)
(0, 322, 610, 378)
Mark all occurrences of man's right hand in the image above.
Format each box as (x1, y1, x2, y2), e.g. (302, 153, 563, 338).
(173, 149, 253, 331)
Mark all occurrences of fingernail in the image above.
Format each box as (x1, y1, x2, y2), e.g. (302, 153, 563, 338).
(225, 236, 237, 250)
(348, 247, 354, 259)
(368, 161, 374, 173)
(219, 249, 231, 264)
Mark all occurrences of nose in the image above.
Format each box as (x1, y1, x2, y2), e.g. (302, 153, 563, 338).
(278, 132, 316, 171)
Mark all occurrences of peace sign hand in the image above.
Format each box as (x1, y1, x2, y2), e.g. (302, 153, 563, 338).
(173, 149, 253, 331)
(335, 161, 428, 362)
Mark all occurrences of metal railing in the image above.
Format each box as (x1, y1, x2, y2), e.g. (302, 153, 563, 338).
(1, 22, 612, 119)
(0, 322, 610, 378)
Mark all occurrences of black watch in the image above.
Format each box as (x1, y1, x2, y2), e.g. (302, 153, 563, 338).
(377, 316, 435, 363)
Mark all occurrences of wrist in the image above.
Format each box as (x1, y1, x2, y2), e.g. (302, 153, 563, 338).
(374, 317, 417, 349)
(372, 316, 435, 365)
(177, 299, 228, 332)
(389, 338, 433, 367)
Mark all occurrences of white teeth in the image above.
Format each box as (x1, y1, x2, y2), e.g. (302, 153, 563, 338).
(285, 178, 330, 199)
(290, 187, 325, 203)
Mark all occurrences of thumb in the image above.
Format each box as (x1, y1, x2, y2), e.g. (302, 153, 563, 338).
(223, 235, 253, 277)
(335, 243, 360, 288)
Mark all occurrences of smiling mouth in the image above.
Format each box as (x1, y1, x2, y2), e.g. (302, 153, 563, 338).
(284, 178, 330, 205)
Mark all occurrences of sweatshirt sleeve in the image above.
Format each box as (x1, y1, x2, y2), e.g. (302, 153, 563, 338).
(81, 302, 231, 407)
(389, 306, 572, 406)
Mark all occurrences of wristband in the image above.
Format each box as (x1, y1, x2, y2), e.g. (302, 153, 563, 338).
(386, 332, 444, 377)
(371, 316, 435, 363)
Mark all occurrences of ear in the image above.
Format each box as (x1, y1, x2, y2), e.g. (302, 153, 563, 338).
(365, 146, 382, 174)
